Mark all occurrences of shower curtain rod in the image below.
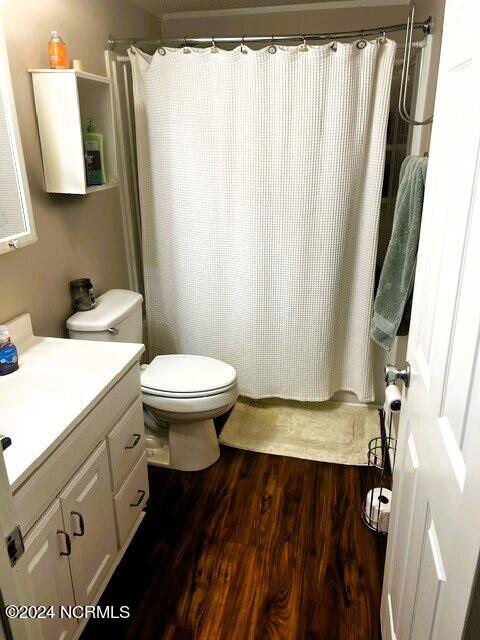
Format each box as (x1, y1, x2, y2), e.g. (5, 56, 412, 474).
(107, 17, 431, 49)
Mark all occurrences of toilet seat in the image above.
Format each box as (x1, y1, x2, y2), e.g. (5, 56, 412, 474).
(141, 382, 237, 399)
(140, 354, 237, 399)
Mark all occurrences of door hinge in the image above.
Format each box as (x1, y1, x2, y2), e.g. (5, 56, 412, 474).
(6, 525, 24, 566)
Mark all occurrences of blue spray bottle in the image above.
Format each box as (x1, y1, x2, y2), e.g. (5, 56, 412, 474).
(0, 326, 19, 376)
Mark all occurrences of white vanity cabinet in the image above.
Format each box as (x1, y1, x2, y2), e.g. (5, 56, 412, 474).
(12, 369, 147, 640)
(0, 314, 147, 640)
(15, 404, 146, 640)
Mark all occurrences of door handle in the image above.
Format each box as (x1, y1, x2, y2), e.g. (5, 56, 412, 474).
(130, 489, 145, 507)
(57, 530, 72, 556)
(71, 511, 85, 537)
(125, 433, 142, 450)
(384, 362, 411, 387)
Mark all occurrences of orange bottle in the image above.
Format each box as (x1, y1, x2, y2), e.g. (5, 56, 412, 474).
(48, 31, 69, 69)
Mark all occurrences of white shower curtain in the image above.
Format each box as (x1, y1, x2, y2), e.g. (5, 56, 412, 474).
(129, 40, 395, 402)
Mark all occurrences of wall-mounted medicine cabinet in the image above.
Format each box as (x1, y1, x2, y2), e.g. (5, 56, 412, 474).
(30, 69, 118, 195)
(0, 30, 37, 255)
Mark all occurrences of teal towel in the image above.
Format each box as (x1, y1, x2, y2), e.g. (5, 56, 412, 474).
(370, 156, 428, 351)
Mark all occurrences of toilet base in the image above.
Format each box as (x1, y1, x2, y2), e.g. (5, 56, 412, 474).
(168, 418, 220, 471)
(145, 428, 170, 468)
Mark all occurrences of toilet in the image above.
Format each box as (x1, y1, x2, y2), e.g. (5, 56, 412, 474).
(66, 289, 239, 471)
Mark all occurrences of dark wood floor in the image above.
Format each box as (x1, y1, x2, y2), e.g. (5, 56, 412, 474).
(83, 446, 386, 640)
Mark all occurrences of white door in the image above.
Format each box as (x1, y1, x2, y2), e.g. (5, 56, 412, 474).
(381, 1, 480, 639)
(14, 500, 76, 640)
(59, 442, 117, 606)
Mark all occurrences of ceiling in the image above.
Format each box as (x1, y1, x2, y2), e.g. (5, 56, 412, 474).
(133, 0, 350, 18)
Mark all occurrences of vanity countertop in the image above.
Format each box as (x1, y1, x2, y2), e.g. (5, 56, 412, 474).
(0, 314, 144, 491)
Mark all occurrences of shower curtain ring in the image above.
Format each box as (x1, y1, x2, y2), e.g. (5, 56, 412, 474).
(158, 40, 166, 56)
(182, 37, 191, 54)
(299, 35, 308, 52)
(211, 37, 219, 53)
(379, 29, 387, 44)
(268, 35, 277, 54)
(356, 30, 367, 49)
(240, 35, 248, 54)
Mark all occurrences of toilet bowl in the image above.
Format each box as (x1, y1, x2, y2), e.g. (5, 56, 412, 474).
(66, 289, 239, 471)
(140, 354, 239, 471)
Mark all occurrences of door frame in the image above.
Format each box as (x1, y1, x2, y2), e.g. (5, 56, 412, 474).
(0, 447, 27, 640)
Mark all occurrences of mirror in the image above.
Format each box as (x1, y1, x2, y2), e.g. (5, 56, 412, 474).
(0, 27, 36, 254)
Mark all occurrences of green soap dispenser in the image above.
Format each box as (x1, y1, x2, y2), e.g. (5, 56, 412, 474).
(84, 118, 106, 186)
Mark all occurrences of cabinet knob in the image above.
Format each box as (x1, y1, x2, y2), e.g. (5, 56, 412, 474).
(57, 530, 72, 556)
(71, 511, 85, 537)
(125, 433, 142, 450)
(130, 489, 145, 507)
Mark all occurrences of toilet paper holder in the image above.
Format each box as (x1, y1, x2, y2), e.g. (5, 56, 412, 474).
(362, 433, 396, 535)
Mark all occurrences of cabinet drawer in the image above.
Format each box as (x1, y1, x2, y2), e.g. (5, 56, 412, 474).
(114, 452, 149, 548)
(107, 397, 145, 492)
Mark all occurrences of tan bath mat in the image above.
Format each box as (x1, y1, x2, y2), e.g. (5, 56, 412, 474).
(219, 397, 380, 466)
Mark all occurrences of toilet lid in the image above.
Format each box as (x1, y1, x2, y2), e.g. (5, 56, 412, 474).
(140, 355, 237, 395)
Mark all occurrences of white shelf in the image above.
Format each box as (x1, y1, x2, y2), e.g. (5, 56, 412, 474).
(86, 180, 119, 194)
(29, 68, 110, 84)
(30, 69, 117, 194)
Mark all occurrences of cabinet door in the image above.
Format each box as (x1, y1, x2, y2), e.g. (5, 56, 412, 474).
(60, 442, 116, 605)
(15, 499, 76, 640)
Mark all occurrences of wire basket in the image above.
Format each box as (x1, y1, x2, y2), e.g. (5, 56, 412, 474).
(361, 410, 397, 535)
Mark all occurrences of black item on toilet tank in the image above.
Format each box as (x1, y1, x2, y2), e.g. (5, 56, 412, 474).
(70, 278, 96, 311)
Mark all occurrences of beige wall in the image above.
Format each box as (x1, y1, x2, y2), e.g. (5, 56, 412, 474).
(410, 0, 446, 152)
(163, 5, 409, 42)
(0, 1, 162, 337)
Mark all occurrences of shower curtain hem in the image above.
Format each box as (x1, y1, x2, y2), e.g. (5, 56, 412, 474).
(239, 387, 375, 404)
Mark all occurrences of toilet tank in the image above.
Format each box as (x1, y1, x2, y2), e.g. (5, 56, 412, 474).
(67, 289, 143, 343)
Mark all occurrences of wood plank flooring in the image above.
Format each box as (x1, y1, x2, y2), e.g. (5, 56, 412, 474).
(83, 446, 386, 640)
